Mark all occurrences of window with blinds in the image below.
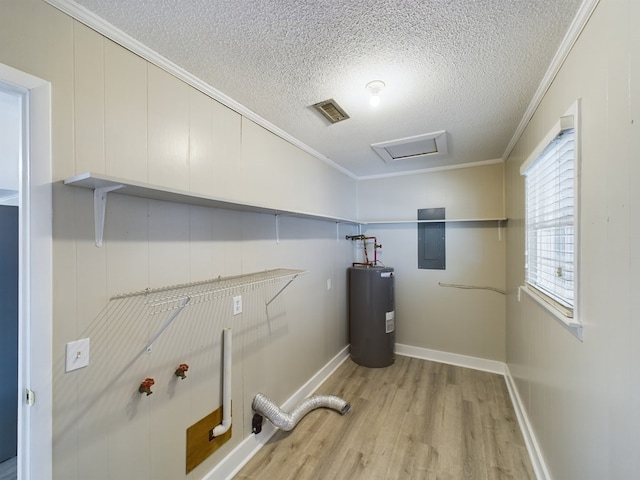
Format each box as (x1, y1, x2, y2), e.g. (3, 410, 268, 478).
(523, 126, 576, 317)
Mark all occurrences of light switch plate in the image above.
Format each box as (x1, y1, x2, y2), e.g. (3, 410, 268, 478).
(66, 338, 90, 372)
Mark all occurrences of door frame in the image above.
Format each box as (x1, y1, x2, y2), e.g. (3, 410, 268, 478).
(0, 63, 52, 480)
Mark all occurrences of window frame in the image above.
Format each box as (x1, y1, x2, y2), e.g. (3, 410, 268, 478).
(520, 100, 582, 340)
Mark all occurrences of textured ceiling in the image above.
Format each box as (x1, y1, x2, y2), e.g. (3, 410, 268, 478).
(71, 0, 584, 178)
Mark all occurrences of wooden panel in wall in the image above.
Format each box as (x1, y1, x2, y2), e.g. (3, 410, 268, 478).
(189, 89, 214, 195)
(148, 64, 190, 190)
(188, 206, 215, 281)
(211, 100, 242, 200)
(148, 201, 190, 289)
(104, 40, 148, 182)
(73, 21, 105, 174)
(50, 191, 81, 479)
(103, 193, 150, 297)
(147, 290, 196, 480)
(102, 301, 153, 480)
(186, 406, 232, 474)
(294, 151, 358, 220)
(72, 181, 109, 480)
(240, 119, 290, 207)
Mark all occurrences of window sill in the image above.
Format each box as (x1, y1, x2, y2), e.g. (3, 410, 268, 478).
(519, 285, 583, 341)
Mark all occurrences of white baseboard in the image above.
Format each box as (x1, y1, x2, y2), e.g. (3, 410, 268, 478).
(503, 365, 551, 480)
(395, 343, 506, 375)
(204, 345, 350, 480)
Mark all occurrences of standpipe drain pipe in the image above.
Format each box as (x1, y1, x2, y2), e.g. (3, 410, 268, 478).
(251, 392, 350, 433)
(211, 328, 232, 437)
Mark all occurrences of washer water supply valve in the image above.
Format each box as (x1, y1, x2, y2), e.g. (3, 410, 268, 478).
(175, 363, 189, 379)
(138, 378, 155, 396)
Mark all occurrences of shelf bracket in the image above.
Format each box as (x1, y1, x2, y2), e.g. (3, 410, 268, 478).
(265, 273, 300, 310)
(145, 296, 191, 353)
(93, 184, 124, 247)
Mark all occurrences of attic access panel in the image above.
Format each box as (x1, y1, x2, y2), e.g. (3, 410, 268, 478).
(372, 131, 448, 163)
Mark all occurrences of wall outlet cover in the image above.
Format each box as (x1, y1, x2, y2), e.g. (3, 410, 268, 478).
(233, 295, 242, 315)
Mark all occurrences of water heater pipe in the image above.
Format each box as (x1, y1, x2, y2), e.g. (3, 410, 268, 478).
(346, 234, 382, 267)
(211, 328, 232, 437)
(252, 392, 350, 432)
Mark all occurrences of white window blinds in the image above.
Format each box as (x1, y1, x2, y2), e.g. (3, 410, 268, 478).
(523, 127, 575, 315)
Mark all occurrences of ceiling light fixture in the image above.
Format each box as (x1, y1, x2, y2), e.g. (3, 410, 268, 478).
(366, 80, 385, 107)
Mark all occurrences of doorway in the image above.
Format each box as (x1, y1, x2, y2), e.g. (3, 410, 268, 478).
(0, 84, 21, 479)
(0, 64, 53, 480)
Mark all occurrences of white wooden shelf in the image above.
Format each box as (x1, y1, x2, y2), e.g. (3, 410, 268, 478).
(64, 172, 361, 246)
(361, 218, 507, 224)
(361, 218, 508, 241)
(64, 172, 506, 246)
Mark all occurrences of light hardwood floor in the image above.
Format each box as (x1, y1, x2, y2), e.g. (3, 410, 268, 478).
(234, 355, 534, 480)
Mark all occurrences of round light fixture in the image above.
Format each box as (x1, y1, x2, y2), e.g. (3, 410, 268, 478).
(366, 80, 385, 107)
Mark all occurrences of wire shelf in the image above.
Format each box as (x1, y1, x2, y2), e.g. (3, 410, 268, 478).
(109, 269, 307, 353)
(111, 268, 307, 315)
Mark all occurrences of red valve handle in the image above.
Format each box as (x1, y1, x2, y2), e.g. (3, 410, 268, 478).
(139, 378, 155, 395)
(175, 363, 189, 379)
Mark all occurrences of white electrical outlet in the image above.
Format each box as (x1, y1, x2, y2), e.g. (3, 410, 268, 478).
(233, 295, 242, 315)
(327, 279, 332, 290)
(65, 338, 90, 372)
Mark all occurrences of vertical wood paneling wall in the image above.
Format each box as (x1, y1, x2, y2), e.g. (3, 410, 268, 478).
(0, 1, 357, 479)
(505, 1, 640, 478)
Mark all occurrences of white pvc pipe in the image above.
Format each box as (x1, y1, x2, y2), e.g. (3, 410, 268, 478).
(212, 328, 232, 437)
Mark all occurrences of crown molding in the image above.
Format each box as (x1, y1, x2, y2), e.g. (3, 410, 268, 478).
(502, 0, 600, 161)
(356, 158, 503, 181)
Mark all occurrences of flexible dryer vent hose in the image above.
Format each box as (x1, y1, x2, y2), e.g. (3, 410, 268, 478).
(252, 393, 350, 432)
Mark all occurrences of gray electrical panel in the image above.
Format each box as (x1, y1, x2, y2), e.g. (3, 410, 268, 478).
(418, 207, 445, 270)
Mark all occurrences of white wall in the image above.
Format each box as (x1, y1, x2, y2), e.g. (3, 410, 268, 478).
(0, 1, 358, 479)
(505, 0, 640, 478)
(357, 164, 506, 362)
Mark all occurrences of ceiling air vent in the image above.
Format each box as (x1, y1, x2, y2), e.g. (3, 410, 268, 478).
(312, 98, 350, 124)
(371, 131, 448, 163)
